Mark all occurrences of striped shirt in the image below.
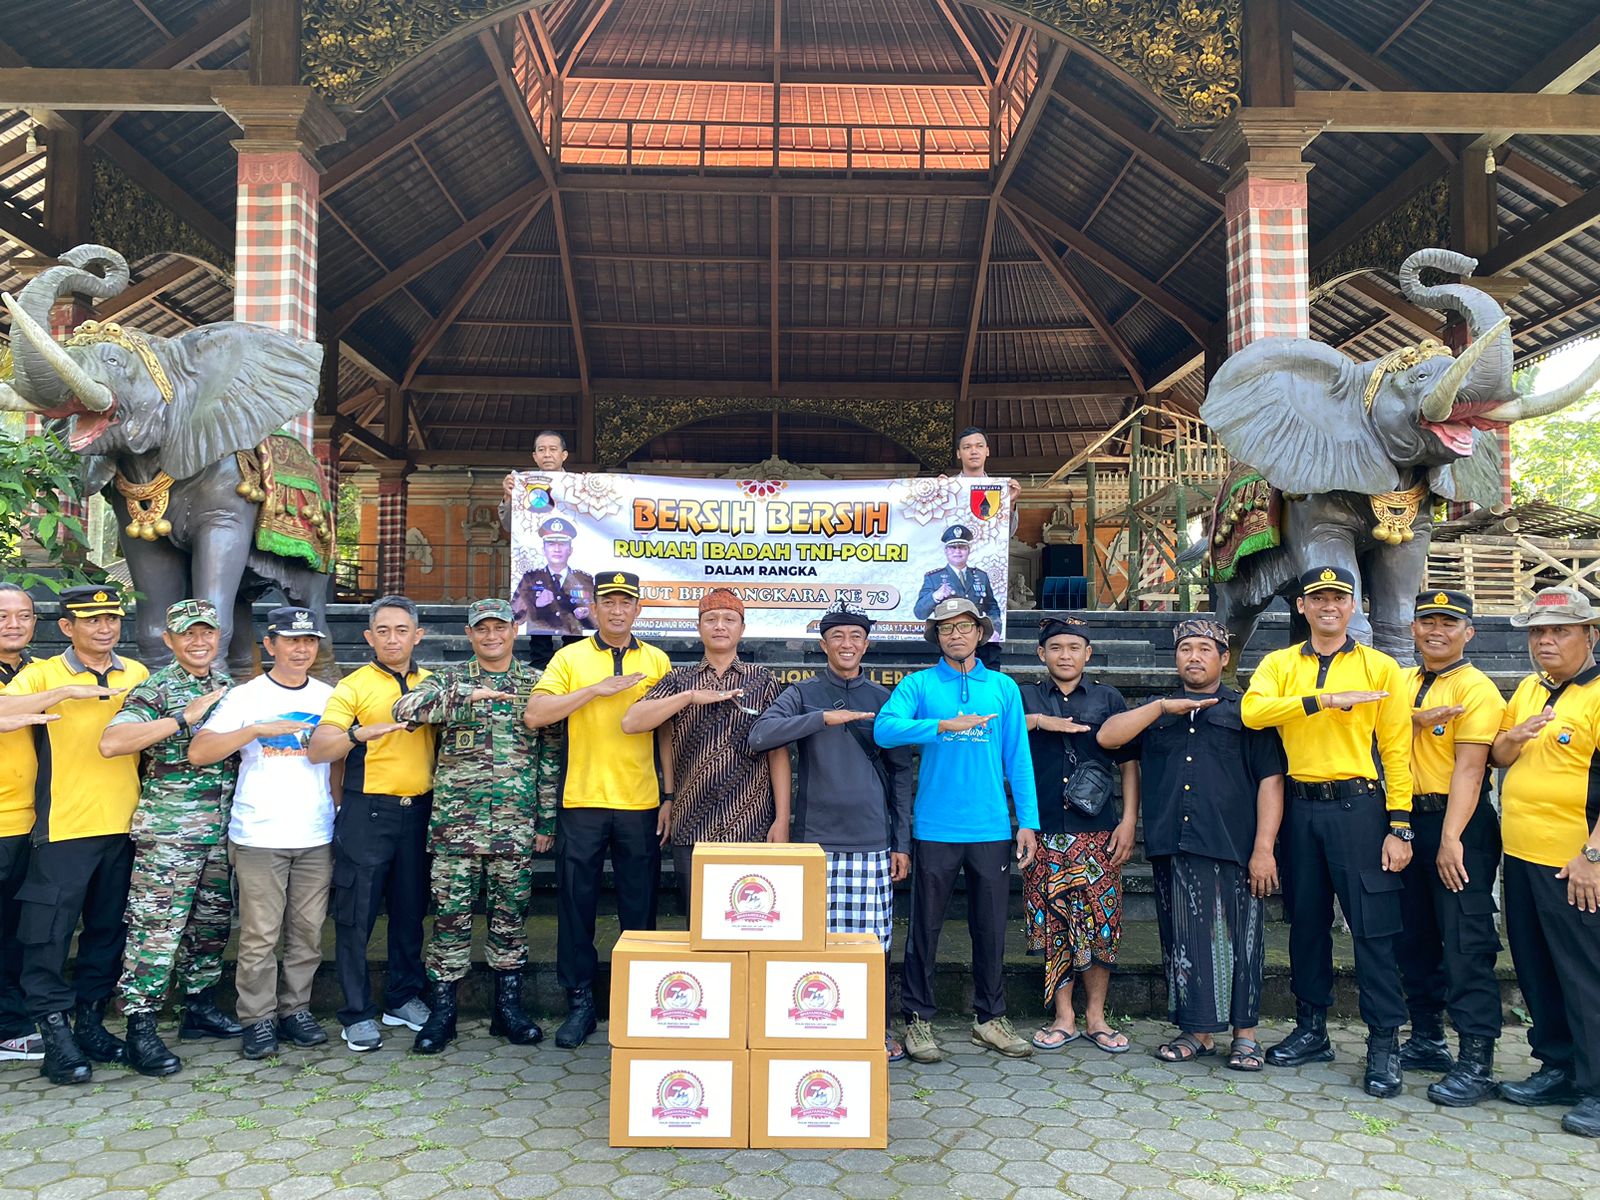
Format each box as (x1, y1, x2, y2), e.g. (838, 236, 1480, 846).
(648, 657, 781, 845)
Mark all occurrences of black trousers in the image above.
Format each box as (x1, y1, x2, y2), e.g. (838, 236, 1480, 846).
(330, 791, 432, 1027)
(16, 834, 134, 1018)
(1504, 854, 1600, 1097)
(555, 806, 659, 994)
(1285, 787, 1407, 1029)
(901, 838, 1011, 1025)
(1396, 801, 1503, 1039)
(0, 834, 32, 1039)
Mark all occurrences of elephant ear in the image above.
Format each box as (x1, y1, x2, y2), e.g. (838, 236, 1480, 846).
(1427, 427, 1503, 508)
(155, 324, 324, 481)
(1200, 337, 1400, 495)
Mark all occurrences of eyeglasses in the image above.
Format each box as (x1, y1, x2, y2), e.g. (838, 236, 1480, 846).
(938, 621, 979, 636)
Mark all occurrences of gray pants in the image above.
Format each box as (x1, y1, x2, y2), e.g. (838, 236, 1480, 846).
(230, 844, 332, 1025)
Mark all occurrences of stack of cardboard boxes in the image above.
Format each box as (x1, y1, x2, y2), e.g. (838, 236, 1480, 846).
(608, 842, 889, 1149)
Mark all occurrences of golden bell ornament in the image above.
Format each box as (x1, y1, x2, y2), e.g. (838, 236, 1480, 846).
(140, 526, 159, 541)
(236, 482, 253, 497)
(124, 522, 140, 538)
(251, 488, 266, 502)
(154, 519, 172, 537)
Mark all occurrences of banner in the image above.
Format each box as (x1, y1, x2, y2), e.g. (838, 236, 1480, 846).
(506, 472, 1011, 641)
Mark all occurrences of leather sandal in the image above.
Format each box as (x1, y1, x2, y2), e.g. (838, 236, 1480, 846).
(1154, 1031, 1215, 1063)
(1226, 1036, 1265, 1072)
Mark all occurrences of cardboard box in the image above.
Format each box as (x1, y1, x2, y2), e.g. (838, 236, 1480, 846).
(749, 933, 886, 1049)
(609, 1048, 750, 1148)
(609, 930, 748, 1049)
(749, 1049, 888, 1149)
(690, 842, 827, 952)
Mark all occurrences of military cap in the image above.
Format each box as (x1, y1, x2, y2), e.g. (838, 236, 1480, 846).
(924, 596, 993, 645)
(595, 570, 641, 598)
(1414, 589, 1473, 619)
(265, 606, 325, 638)
(940, 525, 973, 545)
(539, 516, 577, 542)
(1038, 615, 1092, 647)
(1174, 617, 1230, 648)
(1299, 565, 1356, 597)
(1509, 586, 1600, 628)
(166, 598, 220, 632)
(466, 597, 516, 627)
(59, 584, 124, 618)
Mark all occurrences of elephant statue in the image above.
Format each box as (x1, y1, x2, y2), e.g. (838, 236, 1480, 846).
(0, 244, 330, 675)
(1182, 247, 1600, 665)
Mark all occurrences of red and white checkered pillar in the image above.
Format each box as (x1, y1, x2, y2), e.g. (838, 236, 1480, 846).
(233, 145, 319, 447)
(375, 464, 409, 597)
(1202, 114, 1328, 353)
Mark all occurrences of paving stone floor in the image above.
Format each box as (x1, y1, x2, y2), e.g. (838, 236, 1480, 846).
(0, 1019, 1592, 1200)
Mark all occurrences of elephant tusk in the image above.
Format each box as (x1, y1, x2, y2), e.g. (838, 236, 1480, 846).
(2, 291, 114, 412)
(1485, 343, 1600, 422)
(1420, 317, 1509, 422)
(0, 379, 45, 412)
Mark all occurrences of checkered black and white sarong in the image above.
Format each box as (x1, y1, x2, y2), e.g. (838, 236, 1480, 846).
(825, 849, 894, 951)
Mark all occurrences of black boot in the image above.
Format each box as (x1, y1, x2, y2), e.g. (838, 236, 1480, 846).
(554, 987, 597, 1049)
(73, 998, 127, 1064)
(488, 971, 544, 1046)
(179, 990, 243, 1041)
(1364, 1026, 1403, 1098)
(37, 1012, 91, 1086)
(126, 1013, 181, 1077)
(1265, 1001, 1333, 1067)
(1499, 1064, 1580, 1107)
(1399, 1012, 1454, 1073)
(412, 980, 457, 1055)
(1428, 1034, 1496, 1107)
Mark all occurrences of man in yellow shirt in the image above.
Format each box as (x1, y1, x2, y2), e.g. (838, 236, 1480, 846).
(0, 585, 147, 1086)
(1492, 588, 1600, 1139)
(308, 595, 439, 1053)
(525, 570, 671, 1049)
(1241, 565, 1414, 1098)
(1395, 590, 1506, 1108)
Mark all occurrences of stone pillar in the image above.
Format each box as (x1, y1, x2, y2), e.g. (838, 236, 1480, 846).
(375, 463, 410, 598)
(1202, 113, 1328, 353)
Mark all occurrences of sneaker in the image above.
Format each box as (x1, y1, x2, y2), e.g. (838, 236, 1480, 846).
(381, 998, 431, 1032)
(971, 1015, 1034, 1058)
(904, 1016, 943, 1064)
(0, 1033, 43, 1061)
(342, 1020, 382, 1052)
(241, 1019, 278, 1061)
(277, 1011, 329, 1047)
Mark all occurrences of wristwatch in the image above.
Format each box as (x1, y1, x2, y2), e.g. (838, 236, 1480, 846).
(346, 724, 362, 746)
(1583, 845, 1600, 864)
(173, 712, 189, 735)
(1389, 826, 1416, 843)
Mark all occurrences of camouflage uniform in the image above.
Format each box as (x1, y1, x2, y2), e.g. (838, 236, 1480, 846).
(393, 658, 560, 982)
(109, 663, 237, 1016)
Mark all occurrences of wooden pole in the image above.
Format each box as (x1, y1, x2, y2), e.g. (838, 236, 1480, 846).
(1127, 420, 1143, 611)
(1175, 478, 1190, 611)
(1084, 462, 1098, 611)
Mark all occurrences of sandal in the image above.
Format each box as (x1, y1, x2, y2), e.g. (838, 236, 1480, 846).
(886, 1033, 906, 1063)
(1226, 1037, 1264, 1072)
(1031, 1025, 1080, 1051)
(1085, 1028, 1132, 1055)
(1154, 1032, 1216, 1063)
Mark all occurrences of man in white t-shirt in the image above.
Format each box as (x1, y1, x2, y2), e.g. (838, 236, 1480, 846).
(190, 607, 334, 1061)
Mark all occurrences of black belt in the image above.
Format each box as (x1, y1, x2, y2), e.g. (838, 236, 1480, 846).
(1412, 792, 1449, 814)
(1289, 778, 1381, 802)
(343, 790, 429, 808)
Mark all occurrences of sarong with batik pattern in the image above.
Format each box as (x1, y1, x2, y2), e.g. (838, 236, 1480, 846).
(1022, 829, 1122, 1004)
(1151, 851, 1266, 1034)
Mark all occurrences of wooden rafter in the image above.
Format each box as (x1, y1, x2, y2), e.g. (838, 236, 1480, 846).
(320, 76, 496, 194)
(0, 68, 247, 110)
(93, 260, 200, 320)
(401, 194, 551, 388)
(1479, 182, 1600, 276)
(407, 375, 1138, 399)
(96, 130, 233, 251)
(1310, 148, 1445, 268)
(932, 0, 992, 87)
(1290, 90, 1600, 135)
(1008, 205, 1145, 390)
(0, 203, 59, 258)
(1341, 276, 1445, 339)
(1051, 77, 1222, 208)
(1467, 9, 1600, 151)
(561, 0, 616, 81)
(1498, 151, 1584, 206)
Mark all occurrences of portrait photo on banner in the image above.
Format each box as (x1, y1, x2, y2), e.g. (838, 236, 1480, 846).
(505, 472, 1011, 641)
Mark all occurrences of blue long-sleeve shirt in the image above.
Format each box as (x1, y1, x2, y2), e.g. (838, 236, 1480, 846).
(873, 658, 1039, 843)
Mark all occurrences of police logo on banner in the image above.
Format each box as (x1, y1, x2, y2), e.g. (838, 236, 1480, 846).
(969, 485, 1003, 521)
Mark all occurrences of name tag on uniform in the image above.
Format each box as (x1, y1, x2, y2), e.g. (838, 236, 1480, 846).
(453, 728, 483, 752)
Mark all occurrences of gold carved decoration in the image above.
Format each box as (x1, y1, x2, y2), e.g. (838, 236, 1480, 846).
(1368, 480, 1429, 545)
(303, 0, 542, 104)
(987, 1, 1241, 126)
(1314, 177, 1451, 288)
(65, 322, 175, 404)
(115, 471, 176, 541)
(89, 161, 231, 272)
(1361, 340, 1452, 411)
(593, 396, 954, 470)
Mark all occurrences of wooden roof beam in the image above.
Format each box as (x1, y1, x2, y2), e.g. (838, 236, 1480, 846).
(405, 376, 1140, 399)
(95, 129, 233, 252)
(1478, 181, 1600, 276)
(0, 68, 248, 110)
(92, 259, 201, 320)
(561, 0, 616, 82)
(1466, 9, 1600, 151)
(1497, 150, 1584, 205)
(554, 174, 992, 197)
(1286, 91, 1600, 135)
(1340, 275, 1445, 338)
(0, 203, 60, 258)
(1310, 147, 1446, 268)
(1051, 76, 1223, 208)
(320, 76, 497, 194)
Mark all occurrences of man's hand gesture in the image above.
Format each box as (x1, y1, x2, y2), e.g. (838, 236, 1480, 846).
(1032, 714, 1090, 734)
(1159, 697, 1220, 716)
(182, 687, 229, 725)
(687, 688, 742, 706)
(0, 713, 57, 733)
(821, 709, 876, 726)
(1413, 704, 1465, 731)
(938, 712, 994, 734)
(1503, 705, 1556, 746)
(592, 672, 646, 698)
(466, 688, 518, 704)
(356, 722, 410, 743)
(1322, 690, 1389, 711)
(60, 684, 123, 701)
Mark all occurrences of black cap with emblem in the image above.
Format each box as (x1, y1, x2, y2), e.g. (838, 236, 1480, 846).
(1413, 589, 1473, 619)
(1298, 565, 1356, 597)
(59, 584, 125, 619)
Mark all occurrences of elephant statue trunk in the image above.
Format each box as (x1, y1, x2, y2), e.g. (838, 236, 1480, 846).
(3, 244, 128, 413)
(1420, 317, 1509, 422)
(1398, 247, 1513, 403)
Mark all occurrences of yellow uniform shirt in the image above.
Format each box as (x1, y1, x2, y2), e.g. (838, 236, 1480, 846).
(0, 655, 37, 838)
(321, 661, 439, 798)
(1, 649, 148, 842)
(533, 633, 670, 810)
(1499, 666, 1600, 868)
(1242, 637, 1413, 821)
(1403, 660, 1505, 796)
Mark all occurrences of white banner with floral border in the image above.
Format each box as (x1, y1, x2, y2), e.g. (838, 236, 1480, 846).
(506, 472, 1011, 640)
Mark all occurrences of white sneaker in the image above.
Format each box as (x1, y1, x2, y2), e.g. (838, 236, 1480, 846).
(382, 998, 430, 1031)
(0, 1033, 43, 1061)
(342, 1020, 382, 1052)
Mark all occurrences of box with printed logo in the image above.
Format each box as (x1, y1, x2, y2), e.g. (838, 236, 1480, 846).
(608, 930, 748, 1049)
(608, 1047, 750, 1148)
(690, 842, 827, 952)
(748, 933, 886, 1050)
(749, 1049, 888, 1148)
